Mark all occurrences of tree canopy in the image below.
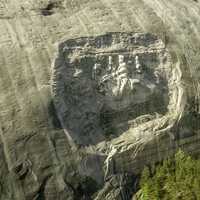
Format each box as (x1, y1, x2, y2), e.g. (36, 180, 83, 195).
(136, 150, 200, 200)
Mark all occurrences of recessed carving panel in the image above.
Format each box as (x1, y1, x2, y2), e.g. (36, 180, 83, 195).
(52, 32, 171, 145)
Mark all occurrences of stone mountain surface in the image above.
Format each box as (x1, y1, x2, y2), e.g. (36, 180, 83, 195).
(0, 0, 200, 199)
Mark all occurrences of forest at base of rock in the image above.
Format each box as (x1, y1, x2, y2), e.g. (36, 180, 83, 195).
(136, 150, 200, 200)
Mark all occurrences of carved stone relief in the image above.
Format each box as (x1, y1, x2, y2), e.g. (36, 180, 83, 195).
(52, 32, 172, 146)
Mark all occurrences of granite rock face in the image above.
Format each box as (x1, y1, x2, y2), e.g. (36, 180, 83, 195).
(0, 0, 200, 199)
(52, 32, 170, 146)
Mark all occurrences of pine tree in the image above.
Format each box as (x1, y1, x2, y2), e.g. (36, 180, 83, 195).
(137, 150, 200, 200)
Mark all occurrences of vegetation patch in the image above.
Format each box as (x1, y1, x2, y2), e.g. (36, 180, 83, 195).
(136, 150, 200, 200)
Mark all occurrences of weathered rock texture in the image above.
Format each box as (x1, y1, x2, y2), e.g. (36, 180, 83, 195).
(0, 0, 200, 199)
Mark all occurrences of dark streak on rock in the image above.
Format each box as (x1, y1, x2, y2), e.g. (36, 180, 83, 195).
(40, 2, 60, 16)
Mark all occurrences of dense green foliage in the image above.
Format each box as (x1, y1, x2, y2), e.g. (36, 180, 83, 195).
(136, 150, 200, 200)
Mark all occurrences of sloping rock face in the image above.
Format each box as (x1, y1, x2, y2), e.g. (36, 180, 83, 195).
(0, 0, 200, 199)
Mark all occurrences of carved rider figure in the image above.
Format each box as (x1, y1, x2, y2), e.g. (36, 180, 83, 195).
(93, 54, 146, 102)
(113, 55, 129, 97)
(92, 63, 101, 80)
(135, 55, 142, 74)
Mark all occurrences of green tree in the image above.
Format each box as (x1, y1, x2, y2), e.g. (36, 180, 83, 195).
(137, 150, 200, 200)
